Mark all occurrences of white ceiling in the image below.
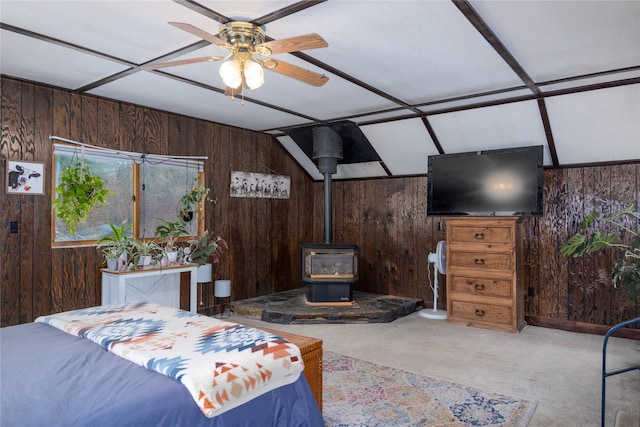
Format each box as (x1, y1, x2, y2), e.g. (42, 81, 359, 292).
(1, 1, 639, 180)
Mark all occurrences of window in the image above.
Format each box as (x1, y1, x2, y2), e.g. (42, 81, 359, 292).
(52, 143, 204, 245)
(138, 160, 201, 239)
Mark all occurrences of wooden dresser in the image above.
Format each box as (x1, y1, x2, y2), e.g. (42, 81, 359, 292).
(445, 217, 525, 333)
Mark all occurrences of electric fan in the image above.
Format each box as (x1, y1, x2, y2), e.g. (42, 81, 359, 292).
(419, 240, 447, 320)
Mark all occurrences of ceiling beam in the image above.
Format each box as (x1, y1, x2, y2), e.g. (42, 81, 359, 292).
(252, 1, 327, 26)
(422, 117, 445, 155)
(537, 99, 559, 166)
(452, 0, 540, 96)
(172, 0, 231, 24)
(0, 22, 134, 68)
(77, 40, 211, 93)
(339, 77, 640, 129)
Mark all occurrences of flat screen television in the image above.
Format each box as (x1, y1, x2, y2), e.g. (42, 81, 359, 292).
(427, 145, 544, 216)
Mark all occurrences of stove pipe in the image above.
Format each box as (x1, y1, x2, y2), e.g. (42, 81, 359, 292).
(312, 126, 343, 244)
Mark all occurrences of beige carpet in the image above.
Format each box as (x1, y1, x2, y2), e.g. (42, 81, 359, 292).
(616, 411, 640, 427)
(229, 311, 640, 427)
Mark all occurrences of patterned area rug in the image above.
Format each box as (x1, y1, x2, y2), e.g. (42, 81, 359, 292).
(323, 351, 537, 427)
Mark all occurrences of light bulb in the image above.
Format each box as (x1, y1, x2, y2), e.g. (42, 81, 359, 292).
(219, 59, 242, 89)
(243, 59, 265, 90)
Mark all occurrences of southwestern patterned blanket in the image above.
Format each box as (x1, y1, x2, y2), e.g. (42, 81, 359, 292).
(35, 302, 304, 418)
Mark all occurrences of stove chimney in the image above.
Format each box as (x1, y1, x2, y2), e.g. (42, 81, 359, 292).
(312, 126, 343, 244)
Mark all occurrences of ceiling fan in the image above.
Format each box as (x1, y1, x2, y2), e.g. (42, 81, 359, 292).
(142, 21, 329, 95)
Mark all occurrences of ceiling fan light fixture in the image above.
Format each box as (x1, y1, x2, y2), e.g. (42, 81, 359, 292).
(244, 59, 265, 89)
(219, 58, 242, 89)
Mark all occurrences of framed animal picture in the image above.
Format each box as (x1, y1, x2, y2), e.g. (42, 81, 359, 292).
(230, 171, 290, 199)
(6, 160, 45, 195)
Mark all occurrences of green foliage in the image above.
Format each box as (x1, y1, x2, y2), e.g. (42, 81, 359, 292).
(560, 204, 640, 301)
(187, 231, 228, 266)
(179, 179, 211, 212)
(96, 223, 135, 261)
(154, 218, 188, 252)
(134, 239, 162, 257)
(53, 161, 114, 234)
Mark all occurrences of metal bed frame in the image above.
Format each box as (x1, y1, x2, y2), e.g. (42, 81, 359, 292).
(601, 317, 640, 427)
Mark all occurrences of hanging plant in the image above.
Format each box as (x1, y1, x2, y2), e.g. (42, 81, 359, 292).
(53, 160, 114, 234)
(179, 178, 212, 220)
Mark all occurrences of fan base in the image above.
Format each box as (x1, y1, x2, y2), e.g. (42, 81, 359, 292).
(418, 308, 447, 320)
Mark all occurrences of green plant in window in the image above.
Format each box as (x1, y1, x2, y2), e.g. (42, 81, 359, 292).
(53, 161, 114, 234)
(179, 179, 212, 217)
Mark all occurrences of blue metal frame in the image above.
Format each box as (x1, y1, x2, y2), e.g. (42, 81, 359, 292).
(601, 317, 640, 427)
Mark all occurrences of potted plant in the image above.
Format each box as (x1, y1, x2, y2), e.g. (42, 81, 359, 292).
(102, 247, 122, 271)
(186, 231, 228, 315)
(154, 218, 188, 264)
(53, 160, 114, 234)
(96, 223, 135, 271)
(134, 239, 161, 267)
(186, 230, 228, 267)
(179, 178, 212, 222)
(561, 203, 639, 301)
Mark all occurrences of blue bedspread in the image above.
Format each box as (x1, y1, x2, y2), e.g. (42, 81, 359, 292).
(1, 322, 323, 427)
(36, 302, 305, 417)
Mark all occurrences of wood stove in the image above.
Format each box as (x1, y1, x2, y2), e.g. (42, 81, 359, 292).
(302, 243, 359, 302)
(302, 125, 360, 303)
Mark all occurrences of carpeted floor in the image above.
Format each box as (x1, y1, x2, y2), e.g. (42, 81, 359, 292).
(323, 351, 537, 427)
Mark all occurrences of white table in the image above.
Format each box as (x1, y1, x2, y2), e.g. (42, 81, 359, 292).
(101, 264, 198, 313)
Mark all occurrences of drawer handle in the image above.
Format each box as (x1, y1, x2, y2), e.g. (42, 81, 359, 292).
(474, 232, 485, 239)
(474, 258, 485, 265)
(474, 283, 485, 291)
(475, 309, 486, 317)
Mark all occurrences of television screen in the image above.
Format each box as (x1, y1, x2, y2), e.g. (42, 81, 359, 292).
(427, 145, 543, 216)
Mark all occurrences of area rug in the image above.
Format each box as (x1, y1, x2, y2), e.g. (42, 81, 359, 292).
(323, 351, 537, 427)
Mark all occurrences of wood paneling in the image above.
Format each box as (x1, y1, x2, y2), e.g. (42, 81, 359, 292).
(316, 168, 637, 329)
(1, 76, 637, 331)
(1, 78, 23, 327)
(1, 77, 315, 325)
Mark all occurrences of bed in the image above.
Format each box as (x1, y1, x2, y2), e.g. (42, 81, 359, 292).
(0, 302, 323, 426)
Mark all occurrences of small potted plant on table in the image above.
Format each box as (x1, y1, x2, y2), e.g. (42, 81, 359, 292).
(134, 239, 162, 267)
(154, 218, 188, 265)
(96, 223, 135, 271)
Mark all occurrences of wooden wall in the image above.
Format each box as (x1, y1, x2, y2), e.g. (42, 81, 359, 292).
(315, 166, 639, 329)
(1, 76, 638, 331)
(0, 77, 314, 326)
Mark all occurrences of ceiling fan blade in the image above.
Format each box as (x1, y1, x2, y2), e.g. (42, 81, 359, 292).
(141, 56, 223, 70)
(255, 34, 327, 55)
(168, 22, 233, 50)
(262, 58, 329, 87)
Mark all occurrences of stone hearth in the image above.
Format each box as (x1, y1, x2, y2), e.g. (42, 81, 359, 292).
(230, 288, 422, 324)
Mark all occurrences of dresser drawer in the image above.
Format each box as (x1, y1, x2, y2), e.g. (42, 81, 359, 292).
(448, 251, 513, 271)
(449, 275, 512, 299)
(450, 300, 513, 326)
(449, 225, 513, 245)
